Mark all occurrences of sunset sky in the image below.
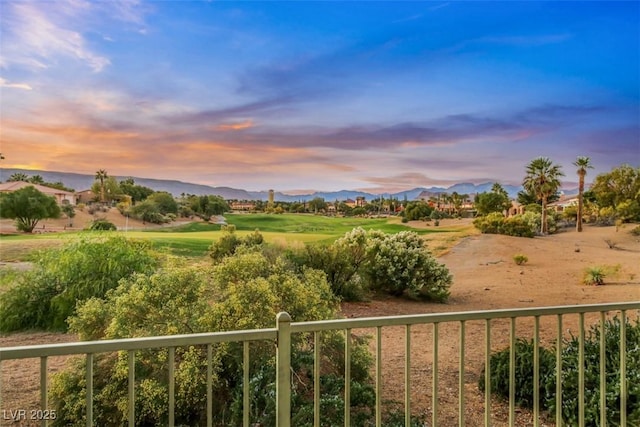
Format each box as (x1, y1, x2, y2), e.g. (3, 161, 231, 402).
(1, 1, 638, 193)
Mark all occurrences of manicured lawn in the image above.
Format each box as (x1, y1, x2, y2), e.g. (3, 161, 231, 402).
(0, 214, 462, 259)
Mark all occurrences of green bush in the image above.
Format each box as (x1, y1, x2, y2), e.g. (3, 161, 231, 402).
(481, 315, 640, 426)
(0, 235, 160, 332)
(474, 212, 538, 237)
(53, 252, 375, 427)
(208, 226, 264, 262)
(333, 228, 452, 301)
(513, 254, 528, 265)
(88, 219, 117, 230)
(479, 338, 556, 408)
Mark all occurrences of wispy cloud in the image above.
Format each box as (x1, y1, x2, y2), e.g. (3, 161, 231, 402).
(0, 77, 32, 90)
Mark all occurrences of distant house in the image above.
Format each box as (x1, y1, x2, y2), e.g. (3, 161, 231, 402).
(0, 181, 76, 205)
(548, 196, 578, 213)
(75, 189, 97, 204)
(344, 198, 356, 208)
(231, 201, 256, 211)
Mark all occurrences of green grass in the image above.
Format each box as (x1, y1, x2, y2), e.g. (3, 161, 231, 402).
(0, 214, 462, 259)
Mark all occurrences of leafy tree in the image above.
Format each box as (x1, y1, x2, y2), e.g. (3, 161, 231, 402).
(403, 201, 433, 221)
(7, 172, 28, 182)
(28, 174, 45, 184)
(475, 183, 511, 215)
(522, 157, 564, 234)
(61, 204, 75, 226)
(91, 176, 121, 204)
(95, 169, 108, 203)
(147, 191, 178, 215)
(130, 199, 165, 224)
(0, 186, 61, 232)
(590, 164, 640, 222)
(308, 197, 327, 213)
(573, 156, 593, 232)
(119, 178, 154, 203)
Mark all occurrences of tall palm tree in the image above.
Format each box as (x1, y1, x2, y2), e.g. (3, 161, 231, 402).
(8, 172, 29, 182)
(522, 157, 565, 234)
(95, 169, 108, 203)
(573, 156, 593, 232)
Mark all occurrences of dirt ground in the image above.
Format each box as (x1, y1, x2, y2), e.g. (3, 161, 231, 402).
(1, 221, 639, 426)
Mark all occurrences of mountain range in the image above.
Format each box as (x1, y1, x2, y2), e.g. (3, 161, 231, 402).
(0, 168, 576, 201)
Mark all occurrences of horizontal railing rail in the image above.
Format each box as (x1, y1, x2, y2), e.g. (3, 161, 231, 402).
(1, 301, 638, 427)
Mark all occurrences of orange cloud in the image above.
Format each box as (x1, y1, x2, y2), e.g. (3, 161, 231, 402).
(214, 120, 254, 131)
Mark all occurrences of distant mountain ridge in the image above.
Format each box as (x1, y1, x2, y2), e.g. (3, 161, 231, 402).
(1, 168, 576, 201)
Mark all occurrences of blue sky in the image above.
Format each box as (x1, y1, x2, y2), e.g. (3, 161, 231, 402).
(1, 1, 638, 193)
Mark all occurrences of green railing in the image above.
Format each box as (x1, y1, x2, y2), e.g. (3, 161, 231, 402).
(1, 302, 638, 426)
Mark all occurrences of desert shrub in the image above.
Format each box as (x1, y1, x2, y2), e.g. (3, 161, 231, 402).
(0, 235, 160, 332)
(501, 215, 535, 237)
(582, 264, 620, 286)
(52, 253, 375, 427)
(87, 219, 117, 231)
(544, 316, 640, 426)
(481, 315, 640, 426)
(473, 212, 506, 234)
(334, 228, 452, 301)
(631, 225, 640, 236)
(209, 226, 264, 262)
(76, 203, 86, 211)
(479, 338, 556, 408)
(513, 254, 528, 265)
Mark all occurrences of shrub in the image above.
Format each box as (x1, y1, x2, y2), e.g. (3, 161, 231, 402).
(513, 254, 528, 265)
(474, 212, 539, 237)
(335, 228, 452, 301)
(53, 253, 375, 427)
(479, 338, 556, 408)
(583, 264, 620, 286)
(0, 235, 160, 332)
(481, 315, 640, 426)
(209, 226, 264, 262)
(630, 225, 640, 236)
(473, 212, 506, 234)
(88, 219, 117, 231)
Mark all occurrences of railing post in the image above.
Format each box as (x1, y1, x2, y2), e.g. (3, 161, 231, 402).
(276, 312, 292, 427)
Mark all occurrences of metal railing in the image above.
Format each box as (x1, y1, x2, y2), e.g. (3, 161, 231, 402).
(1, 302, 638, 426)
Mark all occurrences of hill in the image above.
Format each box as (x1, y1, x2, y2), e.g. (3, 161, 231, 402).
(0, 168, 566, 201)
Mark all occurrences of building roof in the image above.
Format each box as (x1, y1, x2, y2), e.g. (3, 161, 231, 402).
(0, 181, 75, 196)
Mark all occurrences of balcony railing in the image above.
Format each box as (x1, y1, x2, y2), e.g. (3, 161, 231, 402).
(1, 301, 638, 426)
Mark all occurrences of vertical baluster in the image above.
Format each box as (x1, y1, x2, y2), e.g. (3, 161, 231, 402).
(620, 310, 627, 426)
(376, 326, 382, 427)
(459, 321, 465, 427)
(128, 351, 135, 427)
(168, 347, 175, 427)
(533, 316, 540, 427)
(314, 332, 320, 427)
(599, 312, 606, 427)
(579, 313, 585, 427)
(86, 353, 94, 427)
(41, 356, 48, 427)
(485, 319, 491, 427)
(344, 328, 351, 427)
(207, 344, 213, 427)
(243, 341, 250, 427)
(509, 318, 516, 427)
(556, 314, 563, 427)
(432, 322, 439, 427)
(405, 324, 411, 427)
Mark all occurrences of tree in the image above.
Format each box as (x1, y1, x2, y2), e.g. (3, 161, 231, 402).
(95, 169, 108, 203)
(522, 157, 564, 234)
(8, 172, 28, 182)
(590, 164, 640, 222)
(475, 183, 511, 216)
(147, 191, 178, 215)
(0, 186, 61, 232)
(308, 197, 327, 213)
(573, 156, 593, 232)
(91, 176, 121, 204)
(61, 204, 75, 227)
(28, 175, 45, 185)
(119, 178, 154, 204)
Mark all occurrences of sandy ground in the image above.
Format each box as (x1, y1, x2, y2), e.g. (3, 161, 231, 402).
(1, 221, 639, 426)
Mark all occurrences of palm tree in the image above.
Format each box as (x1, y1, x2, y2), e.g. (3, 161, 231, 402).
(8, 172, 29, 182)
(522, 157, 565, 234)
(573, 156, 593, 232)
(95, 169, 108, 203)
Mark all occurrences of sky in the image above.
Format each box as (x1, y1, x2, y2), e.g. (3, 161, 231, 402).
(1, 1, 638, 193)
